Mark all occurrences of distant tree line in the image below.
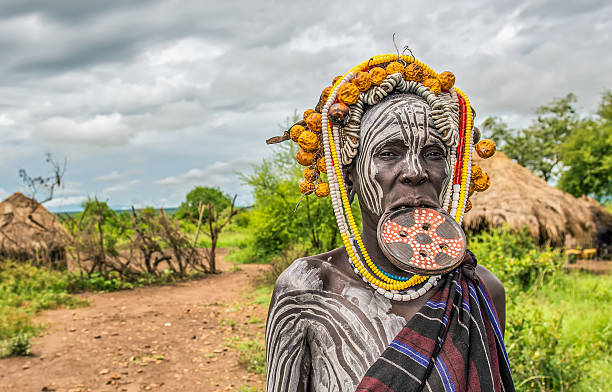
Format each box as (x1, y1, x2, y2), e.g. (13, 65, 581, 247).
(481, 91, 612, 202)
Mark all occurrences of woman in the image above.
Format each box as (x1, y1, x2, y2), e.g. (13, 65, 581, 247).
(265, 53, 514, 391)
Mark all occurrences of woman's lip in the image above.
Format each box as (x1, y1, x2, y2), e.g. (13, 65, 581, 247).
(387, 200, 439, 212)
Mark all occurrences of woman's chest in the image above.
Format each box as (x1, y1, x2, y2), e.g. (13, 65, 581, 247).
(301, 286, 408, 390)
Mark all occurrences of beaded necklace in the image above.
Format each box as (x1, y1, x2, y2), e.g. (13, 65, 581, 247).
(352, 239, 418, 282)
(320, 55, 472, 300)
(267, 53, 497, 301)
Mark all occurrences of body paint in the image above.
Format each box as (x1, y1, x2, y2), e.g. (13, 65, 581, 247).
(356, 94, 452, 216)
(266, 259, 406, 391)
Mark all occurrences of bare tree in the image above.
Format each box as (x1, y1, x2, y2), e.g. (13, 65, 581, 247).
(19, 153, 67, 206)
(197, 195, 239, 273)
(0, 153, 68, 268)
(61, 202, 206, 279)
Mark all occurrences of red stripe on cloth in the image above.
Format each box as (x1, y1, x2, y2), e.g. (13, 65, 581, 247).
(467, 358, 482, 392)
(439, 334, 467, 388)
(356, 376, 395, 392)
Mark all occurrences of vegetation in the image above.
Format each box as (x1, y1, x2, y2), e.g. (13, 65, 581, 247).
(558, 91, 612, 201)
(232, 142, 360, 263)
(176, 186, 232, 223)
(175, 186, 240, 272)
(61, 199, 209, 279)
(470, 227, 612, 391)
(6, 333, 31, 357)
(0, 261, 87, 357)
(226, 336, 266, 376)
(481, 91, 612, 201)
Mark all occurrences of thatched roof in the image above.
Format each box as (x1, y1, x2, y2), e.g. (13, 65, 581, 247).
(0, 192, 71, 261)
(464, 152, 612, 248)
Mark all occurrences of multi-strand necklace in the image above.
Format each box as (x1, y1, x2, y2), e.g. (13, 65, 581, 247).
(318, 55, 474, 301)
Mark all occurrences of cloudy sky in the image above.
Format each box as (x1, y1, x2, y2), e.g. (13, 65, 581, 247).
(1, 1, 611, 211)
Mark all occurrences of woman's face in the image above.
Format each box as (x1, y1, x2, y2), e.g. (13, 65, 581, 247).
(351, 93, 451, 220)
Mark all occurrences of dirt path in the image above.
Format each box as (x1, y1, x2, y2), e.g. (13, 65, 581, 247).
(565, 259, 612, 274)
(0, 250, 270, 392)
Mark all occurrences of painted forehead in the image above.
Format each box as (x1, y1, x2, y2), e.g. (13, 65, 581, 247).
(360, 93, 441, 150)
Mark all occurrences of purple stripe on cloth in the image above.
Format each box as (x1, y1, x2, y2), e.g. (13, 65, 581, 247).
(435, 355, 456, 392)
(357, 376, 395, 392)
(476, 284, 512, 372)
(355, 252, 515, 392)
(389, 340, 429, 367)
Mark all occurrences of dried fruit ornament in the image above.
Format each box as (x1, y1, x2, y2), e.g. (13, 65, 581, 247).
(265, 53, 498, 301)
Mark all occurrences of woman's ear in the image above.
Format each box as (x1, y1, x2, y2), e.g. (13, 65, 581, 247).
(343, 165, 356, 204)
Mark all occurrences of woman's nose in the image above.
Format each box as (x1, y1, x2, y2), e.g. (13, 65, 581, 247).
(399, 158, 428, 186)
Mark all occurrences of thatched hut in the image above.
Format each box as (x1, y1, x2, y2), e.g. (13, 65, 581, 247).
(0, 192, 71, 267)
(464, 152, 612, 248)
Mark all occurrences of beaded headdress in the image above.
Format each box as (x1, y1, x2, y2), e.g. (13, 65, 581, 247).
(267, 54, 496, 300)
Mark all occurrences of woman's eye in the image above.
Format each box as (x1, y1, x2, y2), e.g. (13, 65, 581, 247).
(424, 147, 444, 157)
(378, 150, 398, 158)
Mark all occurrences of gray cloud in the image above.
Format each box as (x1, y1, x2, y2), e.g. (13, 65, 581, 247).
(37, 113, 132, 146)
(94, 171, 124, 182)
(0, 1, 610, 211)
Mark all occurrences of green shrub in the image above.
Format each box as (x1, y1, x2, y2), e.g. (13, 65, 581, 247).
(469, 227, 563, 291)
(226, 336, 266, 376)
(467, 227, 612, 391)
(65, 271, 134, 292)
(6, 333, 31, 357)
(261, 243, 308, 285)
(0, 261, 87, 357)
(232, 143, 357, 264)
(65, 269, 202, 293)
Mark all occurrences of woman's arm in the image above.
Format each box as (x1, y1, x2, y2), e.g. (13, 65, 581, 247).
(476, 264, 506, 336)
(265, 281, 312, 391)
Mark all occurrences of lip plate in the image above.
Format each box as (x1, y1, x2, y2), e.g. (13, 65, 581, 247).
(376, 207, 467, 276)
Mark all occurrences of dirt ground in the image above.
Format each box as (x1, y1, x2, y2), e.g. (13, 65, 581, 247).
(565, 259, 612, 274)
(0, 249, 270, 392)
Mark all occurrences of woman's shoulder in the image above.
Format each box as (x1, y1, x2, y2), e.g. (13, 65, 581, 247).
(475, 264, 505, 301)
(273, 247, 348, 298)
(475, 264, 506, 331)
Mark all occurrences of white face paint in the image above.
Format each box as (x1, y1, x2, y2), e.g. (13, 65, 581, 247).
(355, 94, 452, 216)
(266, 258, 407, 391)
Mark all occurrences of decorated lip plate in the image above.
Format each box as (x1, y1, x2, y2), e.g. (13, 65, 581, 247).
(376, 207, 467, 276)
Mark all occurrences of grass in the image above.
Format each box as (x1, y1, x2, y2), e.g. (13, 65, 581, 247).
(0, 261, 88, 357)
(225, 335, 266, 376)
(237, 385, 261, 392)
(177, 221, 249, 250)
(530, 272, 612, 391)
(196, 229, 249, 249)
(503, 270, 612, 392)
(221, 282, 273, 389)
(249, 284, 274, 306)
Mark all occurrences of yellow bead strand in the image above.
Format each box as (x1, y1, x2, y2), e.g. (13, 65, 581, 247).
(326, 99, 427, 290)
(323, 53, 471, 291)
(453, 88, 473, 223)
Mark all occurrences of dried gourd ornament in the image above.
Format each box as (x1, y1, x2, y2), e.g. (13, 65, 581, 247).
(266, 48, 498, 301)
